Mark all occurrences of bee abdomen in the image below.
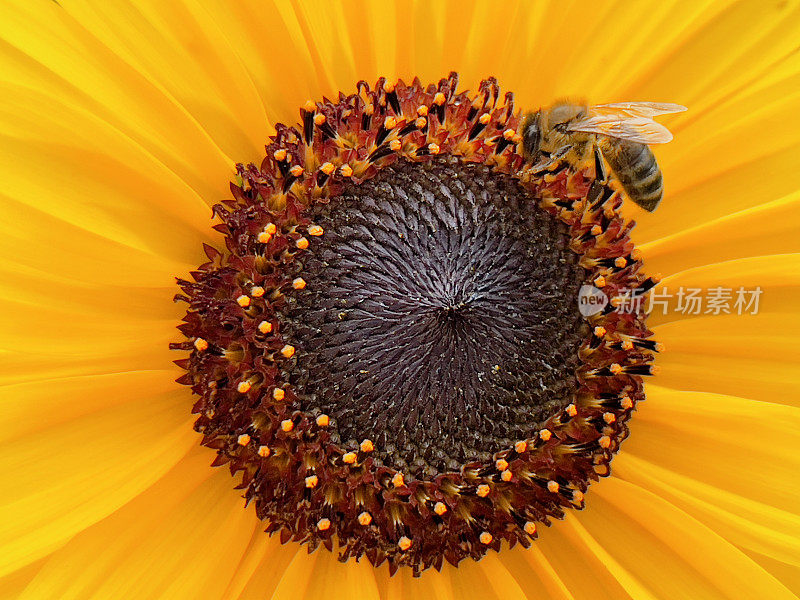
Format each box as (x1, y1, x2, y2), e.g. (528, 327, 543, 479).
(603, 140, 663, 212)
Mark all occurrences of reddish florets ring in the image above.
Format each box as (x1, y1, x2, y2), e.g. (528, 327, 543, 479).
(171, 73, 657, 575)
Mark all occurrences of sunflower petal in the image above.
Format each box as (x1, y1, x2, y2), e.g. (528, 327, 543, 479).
(18, 449, 256, 600)
(0, 376, 195, 576)
(271, 549, 381, 600)
(617, 384, 800, 566)
(578, 477, 797, 599)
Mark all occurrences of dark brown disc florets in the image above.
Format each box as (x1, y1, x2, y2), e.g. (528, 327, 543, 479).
(171, 73, 657, 576)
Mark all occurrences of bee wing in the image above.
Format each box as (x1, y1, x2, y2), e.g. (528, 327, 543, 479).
(590, 102, 687, 118)
(567, 115, 674, 144)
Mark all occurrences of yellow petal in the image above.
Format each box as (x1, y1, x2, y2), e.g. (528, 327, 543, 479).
(0, 81, 216, 259)
(219, 530, 300, 600)
(0, 273, 182, 386)
(638, 191, 800, 280)
(0, 556, 45, 600)
(0, 1, 241, 198)
(744, 551, 800, 598)
(646, 255, 800, 405)
(0, 377, 195, 576)
(578, 477, 797, 600)
(620, 385, 800, 537)
(379, 565, 456, 600)
(19, 448, 257, 600)
(271, 548, 381, 600)
(447, 554, 528, 600)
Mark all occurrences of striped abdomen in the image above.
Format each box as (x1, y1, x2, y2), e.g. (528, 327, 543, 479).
(601, 139, 663, 212)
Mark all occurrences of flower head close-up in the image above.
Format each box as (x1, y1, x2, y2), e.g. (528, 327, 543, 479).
(1, 1, 799, 600)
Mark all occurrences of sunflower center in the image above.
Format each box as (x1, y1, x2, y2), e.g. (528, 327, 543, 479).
(282, 157, 588, 476)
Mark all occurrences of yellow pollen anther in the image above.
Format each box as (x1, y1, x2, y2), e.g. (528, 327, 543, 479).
(308, 224, 324, 236)
(236, 295, 251, 308)
(514, 440, 528, 453)
(598, 435, 611, 448)
(273, 149, 287, 161)
(621, 340, 634, 351)
(340, 164, 353, 177)
(398, 536, 412, 551)
(272, 388, 285, 401)
(257, 232, 272, 244)
(477, 484, 491, 497)
(656, 342, 666, 352)
(621, 396, 633, 409)
(250, 286, 265, 298)
(524, 521, 537, 535)
(478, 113, 491, 125)
(609, 363, 623, 375)
(615, 257, 628, 268)
(280, 345, 296, 358)
(433, 92, 446, 105)
(313, 113, 326, 125)
(389, 139, 402, 151)
(603, 412, 617, 424)
(317, 518, 331, 531)
(358, 511, 373, 526)
(281, 419, 294, 432)
(383, 81, 395, 93)
(539, 429, 552, 441)
(289, 165, 304, 177)
(257, 445, 271, 457)
(257, 320, 273, 334)
(360, 439, 374, 453)
(237, 381, 252, 394)
(292, 277, 306, 290)
(547, 480, 560, 493)
(320, 163, 335, 176)
(417, 105, 429, 116)
(264, 223, 277, 235)
(594, 275, 606, 288)
(193, 338, 209, 351)
(316, 414, 330, 427)
(503, 128, 516, 140)
(428, 143, 440, 154)
(364, 104, 375, 116)
(495, 459, 509, 471)
(296, 237, 309, 250)
(594, 326, 606, 337)
(480, 532, 493, 544)
(237, 434, 251, 446)
(303, 100, 316, 112)
(305, 475, 318, 488)
(384, 116, 397, 129)
(566, 404, 578, 417)
(343, 452, 357, 464)
(392, 473, 405, 487)
(433, 502, 447, 515)
(591, 225, 603, 236)
(573, 490, 585, 503)
(415, 117, 427, 128)
(650, 364, 662, 375)
(501, 470, 513, 482)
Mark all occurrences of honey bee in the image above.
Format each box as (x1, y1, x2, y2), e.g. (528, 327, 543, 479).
(521, 101, 686, 211)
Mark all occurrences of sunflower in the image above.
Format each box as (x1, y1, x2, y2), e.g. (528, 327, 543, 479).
(1, 0, 799, 599)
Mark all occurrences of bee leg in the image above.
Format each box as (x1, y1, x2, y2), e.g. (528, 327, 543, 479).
(531, 145, 572, 177)
(593, 143, 608, 184)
